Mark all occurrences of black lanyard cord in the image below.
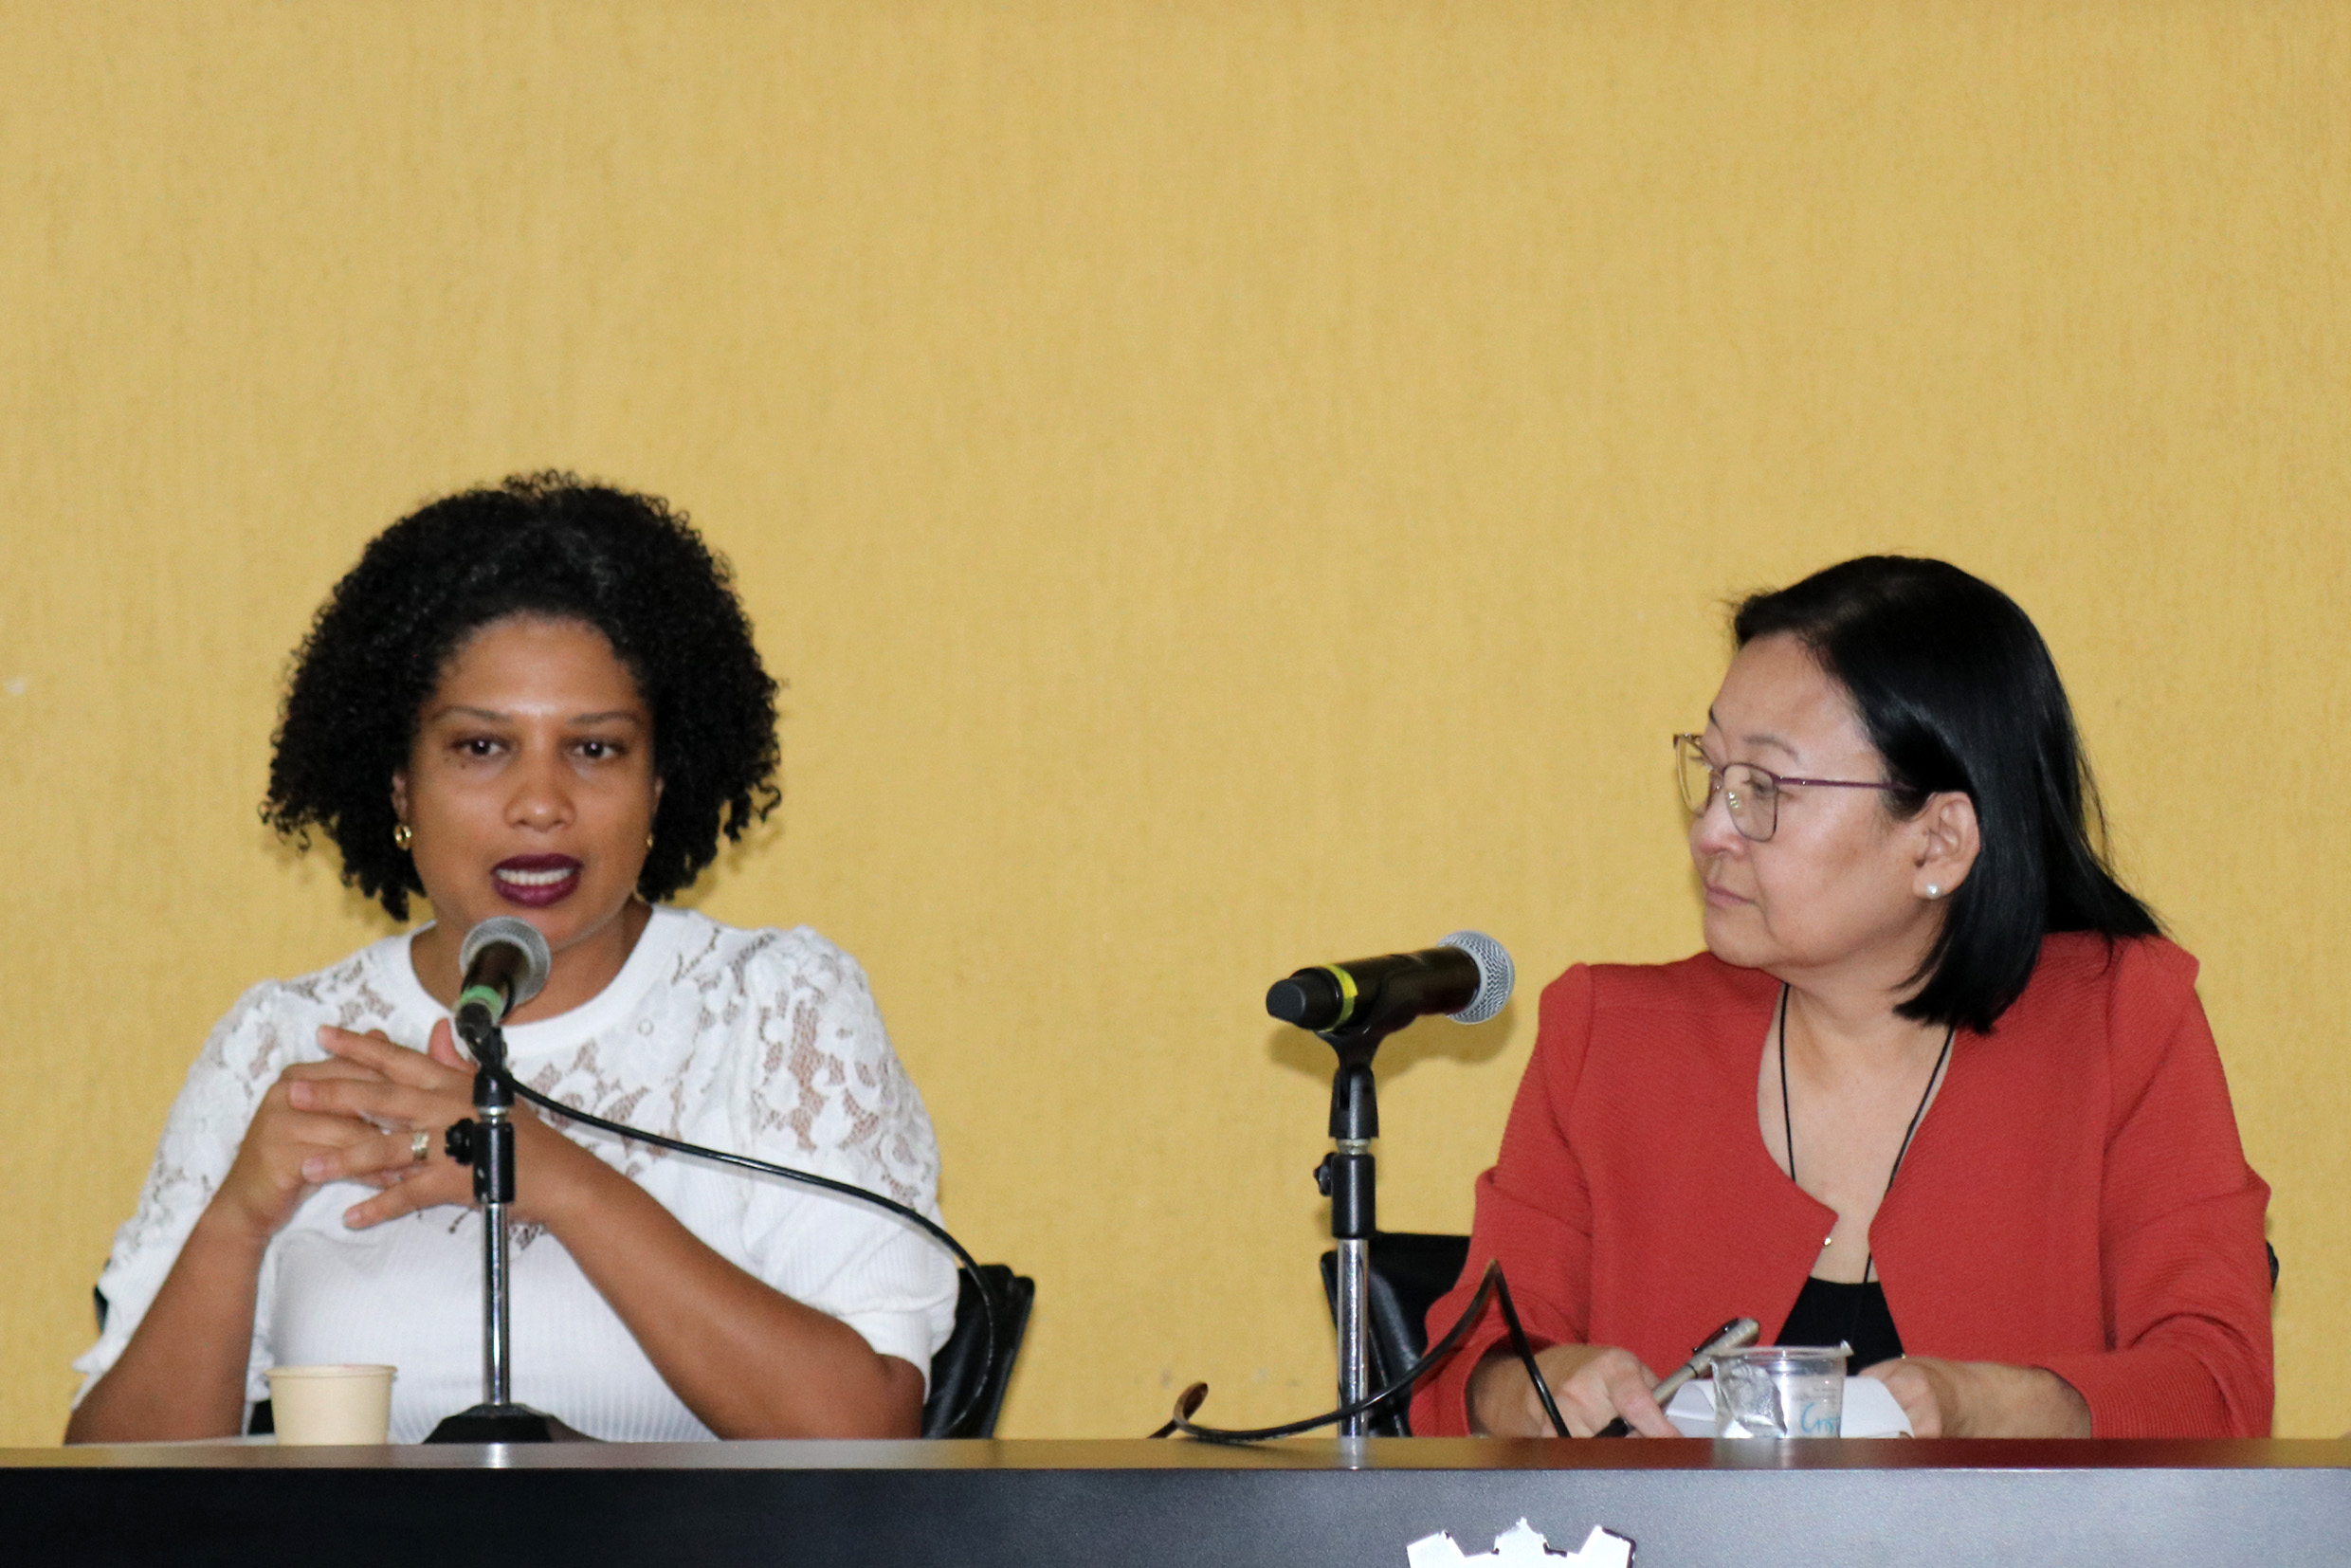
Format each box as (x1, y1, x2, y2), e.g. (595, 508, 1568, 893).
(1777, 985, 1956, 1285)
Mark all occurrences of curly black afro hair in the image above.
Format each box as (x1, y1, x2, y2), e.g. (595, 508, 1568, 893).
(264, 473, 781, 921)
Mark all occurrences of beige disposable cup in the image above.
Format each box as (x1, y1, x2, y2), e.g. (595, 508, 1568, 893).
(264, 1364, 395, 1445)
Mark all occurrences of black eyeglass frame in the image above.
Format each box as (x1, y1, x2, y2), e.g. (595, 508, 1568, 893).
(1673, 732, 1904, 843)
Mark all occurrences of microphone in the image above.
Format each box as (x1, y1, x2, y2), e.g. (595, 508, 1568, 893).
(455, 916, 553, 1046)
(1266, 931, 1514, 1033)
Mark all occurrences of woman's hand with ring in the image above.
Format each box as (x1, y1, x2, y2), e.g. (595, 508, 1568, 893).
(292, 1022, 486, 1227)
(306, 1020, 604, 1230)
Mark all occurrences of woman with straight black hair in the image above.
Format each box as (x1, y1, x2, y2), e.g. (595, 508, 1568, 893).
(1416, 556, 2271, 1439)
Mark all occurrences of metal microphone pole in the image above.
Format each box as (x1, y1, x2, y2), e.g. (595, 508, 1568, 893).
(471, 1037, 519, 1412)
(1314, 1022, 1396, 1444)
(425, 1020, 578, 1444)
(1268, 934, 1512, 1447)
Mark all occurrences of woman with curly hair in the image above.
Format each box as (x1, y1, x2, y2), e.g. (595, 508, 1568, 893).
(67, 475, 955, 1443)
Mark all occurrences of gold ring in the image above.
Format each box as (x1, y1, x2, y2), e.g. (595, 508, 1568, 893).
(410, 1128, 431, 1165)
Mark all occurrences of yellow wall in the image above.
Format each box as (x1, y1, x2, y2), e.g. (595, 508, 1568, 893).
(2, 1, 2346, 1442)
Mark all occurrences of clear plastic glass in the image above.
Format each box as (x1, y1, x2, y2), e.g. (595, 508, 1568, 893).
(1712, 1346, 1849, 1438)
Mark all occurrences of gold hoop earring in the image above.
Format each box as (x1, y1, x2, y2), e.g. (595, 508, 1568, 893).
(392, 823, 414, 851)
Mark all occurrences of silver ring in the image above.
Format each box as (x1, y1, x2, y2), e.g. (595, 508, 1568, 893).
(410, 1127, 431, 1165)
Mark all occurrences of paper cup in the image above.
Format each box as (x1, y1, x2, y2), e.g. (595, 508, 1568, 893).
(265, 1364, 395, 1445)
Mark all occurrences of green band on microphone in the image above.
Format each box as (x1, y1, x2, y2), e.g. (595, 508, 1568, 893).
(458, 983, 505, 1018)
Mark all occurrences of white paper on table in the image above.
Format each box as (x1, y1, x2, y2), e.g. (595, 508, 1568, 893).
(1664, 1376, 1912, 1437)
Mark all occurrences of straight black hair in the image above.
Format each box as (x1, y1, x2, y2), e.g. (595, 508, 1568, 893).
(1733, 556, 2158, 1033)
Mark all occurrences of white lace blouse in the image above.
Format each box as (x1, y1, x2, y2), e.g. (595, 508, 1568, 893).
(73, 906, 958, 1442)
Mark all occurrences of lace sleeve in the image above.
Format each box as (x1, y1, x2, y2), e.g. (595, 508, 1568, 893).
(71, 982, 315, 1402)
(729, 933, 942, 1214)
(720, 931, 957, 1374)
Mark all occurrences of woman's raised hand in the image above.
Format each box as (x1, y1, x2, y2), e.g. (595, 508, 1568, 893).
(208, 1032, 406, 1242)
(299, 1020, 603, 1231)
(214, 1021, 603, 1241)
(1469, 1342, 1677, 1438)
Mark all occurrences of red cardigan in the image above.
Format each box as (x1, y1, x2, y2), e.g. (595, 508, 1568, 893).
(1411, 934, 2273, 1437)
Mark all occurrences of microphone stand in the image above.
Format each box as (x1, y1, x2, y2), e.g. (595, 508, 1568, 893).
(1313, 1013, 1405, 1444)
(425, 1019, 582, 1444)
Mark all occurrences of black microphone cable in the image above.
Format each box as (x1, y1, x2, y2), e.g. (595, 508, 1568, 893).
(480, 1068, 1001, 1440)
(1148, 1260, 1571, 1443)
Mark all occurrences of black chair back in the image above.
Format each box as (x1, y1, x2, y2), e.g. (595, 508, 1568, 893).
(922, 1264, 1034, 1438)
(1317, 1231, 1470, 1436)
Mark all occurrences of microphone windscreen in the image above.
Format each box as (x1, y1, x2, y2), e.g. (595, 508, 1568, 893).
(460, 916, 553, 1011)
(1267, 969, 1348, 1030)
(1439, 930, 1514, 1024)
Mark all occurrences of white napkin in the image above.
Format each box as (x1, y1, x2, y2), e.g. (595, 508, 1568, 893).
(1664, 1375, 1913, 1437)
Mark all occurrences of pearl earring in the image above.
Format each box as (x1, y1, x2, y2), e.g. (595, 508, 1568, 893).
(1924, 884, 1942, 900)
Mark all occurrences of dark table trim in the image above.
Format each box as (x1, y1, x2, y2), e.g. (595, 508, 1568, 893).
(9, 1437, 2347, 1567)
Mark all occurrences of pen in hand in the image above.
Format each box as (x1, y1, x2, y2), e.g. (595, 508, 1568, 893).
(1594, 1316, 1760, 1438)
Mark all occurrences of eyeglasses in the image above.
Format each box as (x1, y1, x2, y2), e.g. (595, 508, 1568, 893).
(1674, 733, 1903, 843)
